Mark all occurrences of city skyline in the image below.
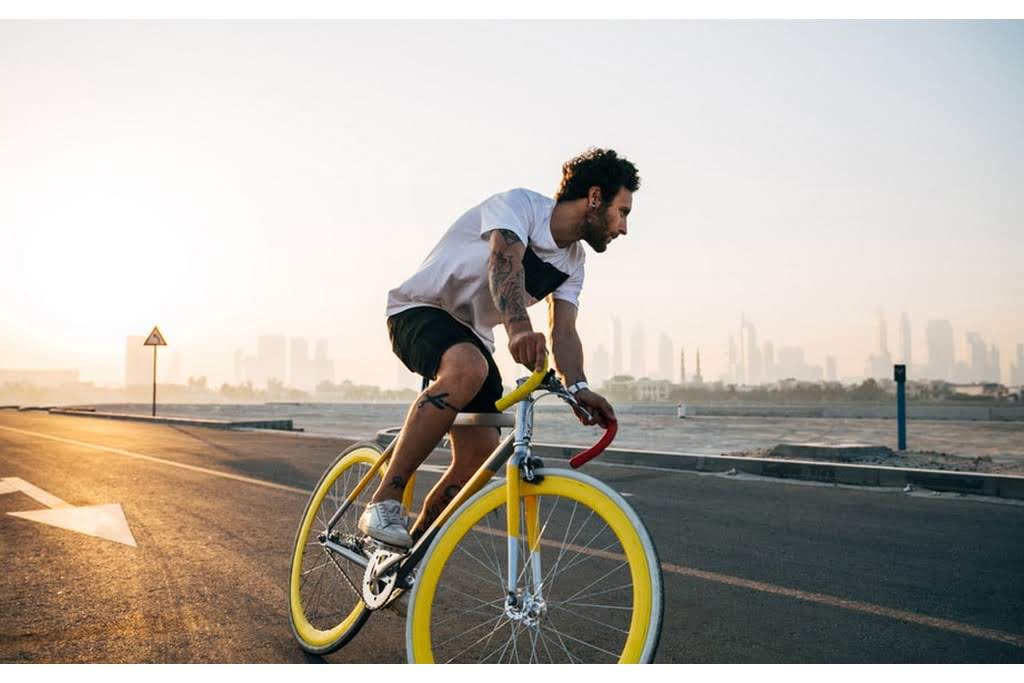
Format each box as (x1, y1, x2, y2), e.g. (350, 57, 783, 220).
(2, 22, 1022, 391)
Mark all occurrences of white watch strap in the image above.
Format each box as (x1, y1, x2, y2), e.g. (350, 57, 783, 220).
(567, 381, 589, 395)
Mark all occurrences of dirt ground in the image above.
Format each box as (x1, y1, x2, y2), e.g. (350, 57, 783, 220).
(723, 445, 1022, 474)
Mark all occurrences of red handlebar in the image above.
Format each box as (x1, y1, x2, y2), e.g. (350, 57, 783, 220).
(569, 420, 618, 469)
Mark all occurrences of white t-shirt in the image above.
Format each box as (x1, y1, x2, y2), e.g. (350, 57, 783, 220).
(386, 188, 586, 352)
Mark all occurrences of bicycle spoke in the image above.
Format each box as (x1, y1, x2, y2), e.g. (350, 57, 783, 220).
(437, 611, 511, 658)
(540, 616, 620, 660)
(430, 596, 505, 628)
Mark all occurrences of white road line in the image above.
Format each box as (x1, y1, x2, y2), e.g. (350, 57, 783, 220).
(0, 424, 310, 496)
(2, 422, 1022, 650)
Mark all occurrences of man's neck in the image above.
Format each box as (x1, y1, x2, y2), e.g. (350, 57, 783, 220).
(549, 199, 588, 249)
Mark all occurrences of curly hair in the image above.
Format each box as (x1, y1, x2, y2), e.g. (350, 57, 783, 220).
(555, 148, 640, 204)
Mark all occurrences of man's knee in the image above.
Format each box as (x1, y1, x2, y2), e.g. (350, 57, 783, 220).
(437, 343, 489, 399)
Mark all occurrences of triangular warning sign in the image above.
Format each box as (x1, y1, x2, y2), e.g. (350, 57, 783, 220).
(143, 326, 167, 346)
(9, 504, 138, 547)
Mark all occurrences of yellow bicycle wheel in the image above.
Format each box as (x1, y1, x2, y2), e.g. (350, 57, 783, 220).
(288, 442, 383, 655)
(406, 469, 663, 663)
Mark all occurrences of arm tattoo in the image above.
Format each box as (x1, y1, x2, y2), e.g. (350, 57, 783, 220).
(419, 392, 459, 412)
(488, 236, 530, 324)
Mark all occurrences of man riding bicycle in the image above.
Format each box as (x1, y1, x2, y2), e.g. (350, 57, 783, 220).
(359, 148, 639, 549)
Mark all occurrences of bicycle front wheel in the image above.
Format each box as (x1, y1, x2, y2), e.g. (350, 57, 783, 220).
(289, 441, 383, 655)
(406, 469, 663, 663)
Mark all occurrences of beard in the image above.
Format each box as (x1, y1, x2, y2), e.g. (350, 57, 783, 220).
(581, 204, 613, 252)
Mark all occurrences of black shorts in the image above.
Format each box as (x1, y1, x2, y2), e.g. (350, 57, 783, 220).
(388, 306, 503, 414)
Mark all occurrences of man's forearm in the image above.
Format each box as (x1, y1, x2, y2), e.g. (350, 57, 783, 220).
(488, 230, 531, 333)
(552, 328, 586, 385)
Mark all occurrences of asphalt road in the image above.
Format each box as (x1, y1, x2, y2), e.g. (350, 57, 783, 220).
(1, 410, 1022, 663)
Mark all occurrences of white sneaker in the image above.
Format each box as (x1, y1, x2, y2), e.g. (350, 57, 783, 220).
(358, 499, 413, 548)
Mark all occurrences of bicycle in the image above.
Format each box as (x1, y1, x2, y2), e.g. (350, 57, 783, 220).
(288, 357, 664, 663)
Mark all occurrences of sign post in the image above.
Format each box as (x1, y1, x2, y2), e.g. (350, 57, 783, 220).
(143, 326, 168, 417)
(894, 364, 907, 451)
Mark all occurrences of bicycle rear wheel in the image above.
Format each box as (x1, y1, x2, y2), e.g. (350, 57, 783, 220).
(288, 442, 382, 654)
(406, 469, 663, 663)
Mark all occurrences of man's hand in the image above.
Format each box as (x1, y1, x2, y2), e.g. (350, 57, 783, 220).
(571, 389, 616, 428)
(508, 329, 548, 373)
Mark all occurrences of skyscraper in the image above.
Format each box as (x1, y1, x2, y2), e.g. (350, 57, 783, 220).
(693, 350, 704, 385)
(313, 339, 335, 387)
(740, 316, 761, 385)
(610, 317, 623, 376)
(899, 312, 912, 369)
(825, 355, 838, 382)
(966, 332, 986, 382)
(867, 309, 893, 379)
(679, 347, 686, 385)
(926, 320, 955, 381)
(657, 333, 673, 381)
(258, 334, 287, 386)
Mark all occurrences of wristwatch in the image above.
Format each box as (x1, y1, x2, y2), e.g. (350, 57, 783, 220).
(567, 381, 589, 396)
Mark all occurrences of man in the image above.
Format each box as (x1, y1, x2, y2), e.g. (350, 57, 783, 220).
(359, 147, 638, 549)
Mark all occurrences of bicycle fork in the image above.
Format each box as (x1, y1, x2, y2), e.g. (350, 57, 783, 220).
(504, 399, 547, 626)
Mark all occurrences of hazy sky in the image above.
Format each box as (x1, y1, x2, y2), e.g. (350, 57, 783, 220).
(1, 20, 1022, 388)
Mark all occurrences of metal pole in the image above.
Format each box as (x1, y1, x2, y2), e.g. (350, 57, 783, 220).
(897, 381, 906, 450)
(895, 364, 906, 451)
(152, 345, 157, 417)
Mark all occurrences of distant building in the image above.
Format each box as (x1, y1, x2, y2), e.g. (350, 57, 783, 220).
(633, 378, 672, 402)
(125, 335, 150, 387)
(692, 350, 704, 385)
(679, 347, 686, 385)
(866, 309, 893, 379)
(312, 339, 335, 387)
(0, 369, 79, 388)
(657, 333, 673, 381)
(825, 355, 838, 382)
(1011, 343, 1024, 386)
(899, 312, 912, 369)
(925, 319, 955, 381)
(258, 335, 287, 385)
(740, 315, 761, 385)
(965, 332, 1000, 383)
(777, 346, 823, 382)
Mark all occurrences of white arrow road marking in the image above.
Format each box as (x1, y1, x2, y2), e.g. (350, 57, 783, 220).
(0, 477, 137, 547)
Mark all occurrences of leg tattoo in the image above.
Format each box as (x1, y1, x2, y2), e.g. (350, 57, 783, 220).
(419, 392, 459, 412)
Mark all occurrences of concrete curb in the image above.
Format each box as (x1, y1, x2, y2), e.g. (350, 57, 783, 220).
(48, 408, 302, 432)
(374, 427, 1024, 501)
